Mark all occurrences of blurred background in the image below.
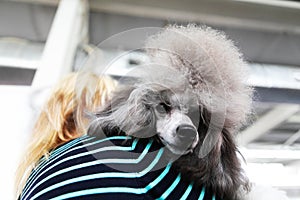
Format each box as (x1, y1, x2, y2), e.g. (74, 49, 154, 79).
(1, 0, 300, 199)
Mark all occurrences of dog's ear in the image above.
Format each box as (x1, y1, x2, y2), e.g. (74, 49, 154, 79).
(173, 108, 249, 200)
(120, 86, 157, 138)
(199, 108, 249, 199)
(130, 103, 156, 138)
(88, 85, 157, 138)
(208, 127, 250, 199)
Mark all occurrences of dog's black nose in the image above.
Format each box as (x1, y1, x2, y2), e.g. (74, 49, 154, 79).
(176, 125, 197, 139)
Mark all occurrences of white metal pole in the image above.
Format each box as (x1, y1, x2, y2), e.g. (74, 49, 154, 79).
(238, 105, 299, 146)
(31, 0, 89, 110)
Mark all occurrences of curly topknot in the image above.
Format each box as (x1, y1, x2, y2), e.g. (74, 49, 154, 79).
(145, 24, 253, 132)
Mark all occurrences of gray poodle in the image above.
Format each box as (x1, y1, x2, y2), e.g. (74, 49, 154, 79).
(88, 25, 253, 200)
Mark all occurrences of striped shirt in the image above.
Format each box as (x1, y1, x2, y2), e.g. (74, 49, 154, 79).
(20, 135, 219, 200)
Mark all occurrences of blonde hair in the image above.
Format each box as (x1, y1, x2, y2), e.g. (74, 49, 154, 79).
(15, 72, 116, 197)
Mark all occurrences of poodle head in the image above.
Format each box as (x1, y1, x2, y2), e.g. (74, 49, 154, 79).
(89, 77, 201, 156)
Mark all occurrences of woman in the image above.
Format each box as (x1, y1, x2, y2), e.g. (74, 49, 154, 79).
(16, 71, 218, 200)
(15, 72, 117, 198)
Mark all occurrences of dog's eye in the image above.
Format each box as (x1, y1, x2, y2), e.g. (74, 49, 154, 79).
(155, 103, 171, 114)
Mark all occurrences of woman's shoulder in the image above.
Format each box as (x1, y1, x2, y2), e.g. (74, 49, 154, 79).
(20, 135, 216, 200)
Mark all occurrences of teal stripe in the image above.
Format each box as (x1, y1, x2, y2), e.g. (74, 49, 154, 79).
(212, 194, 216, 200)
(27, 136, 91, 180)
(33, 147, 165, 200)
(180, 182, 193, 200)
(157, 174, 181, 200)
(30, 136, 89, 176)
(49, 135, 130, 164)
(131, 138, 138, 150)
(22, 136, 134, 198)
(38, 136, 129, 174)
(32, 136, 94, 176)
(198, 186, 205, 200)
(145, 163, 172, 191)
(23, 135, 93, 194)
(49, 187, 145, 200)
(50, 135, 91, 158)
(39, 135, 91, 166)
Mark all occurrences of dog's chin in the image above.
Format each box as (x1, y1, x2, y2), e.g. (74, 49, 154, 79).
(160, 139, 195, 155)
(168, 145, 194, 155)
